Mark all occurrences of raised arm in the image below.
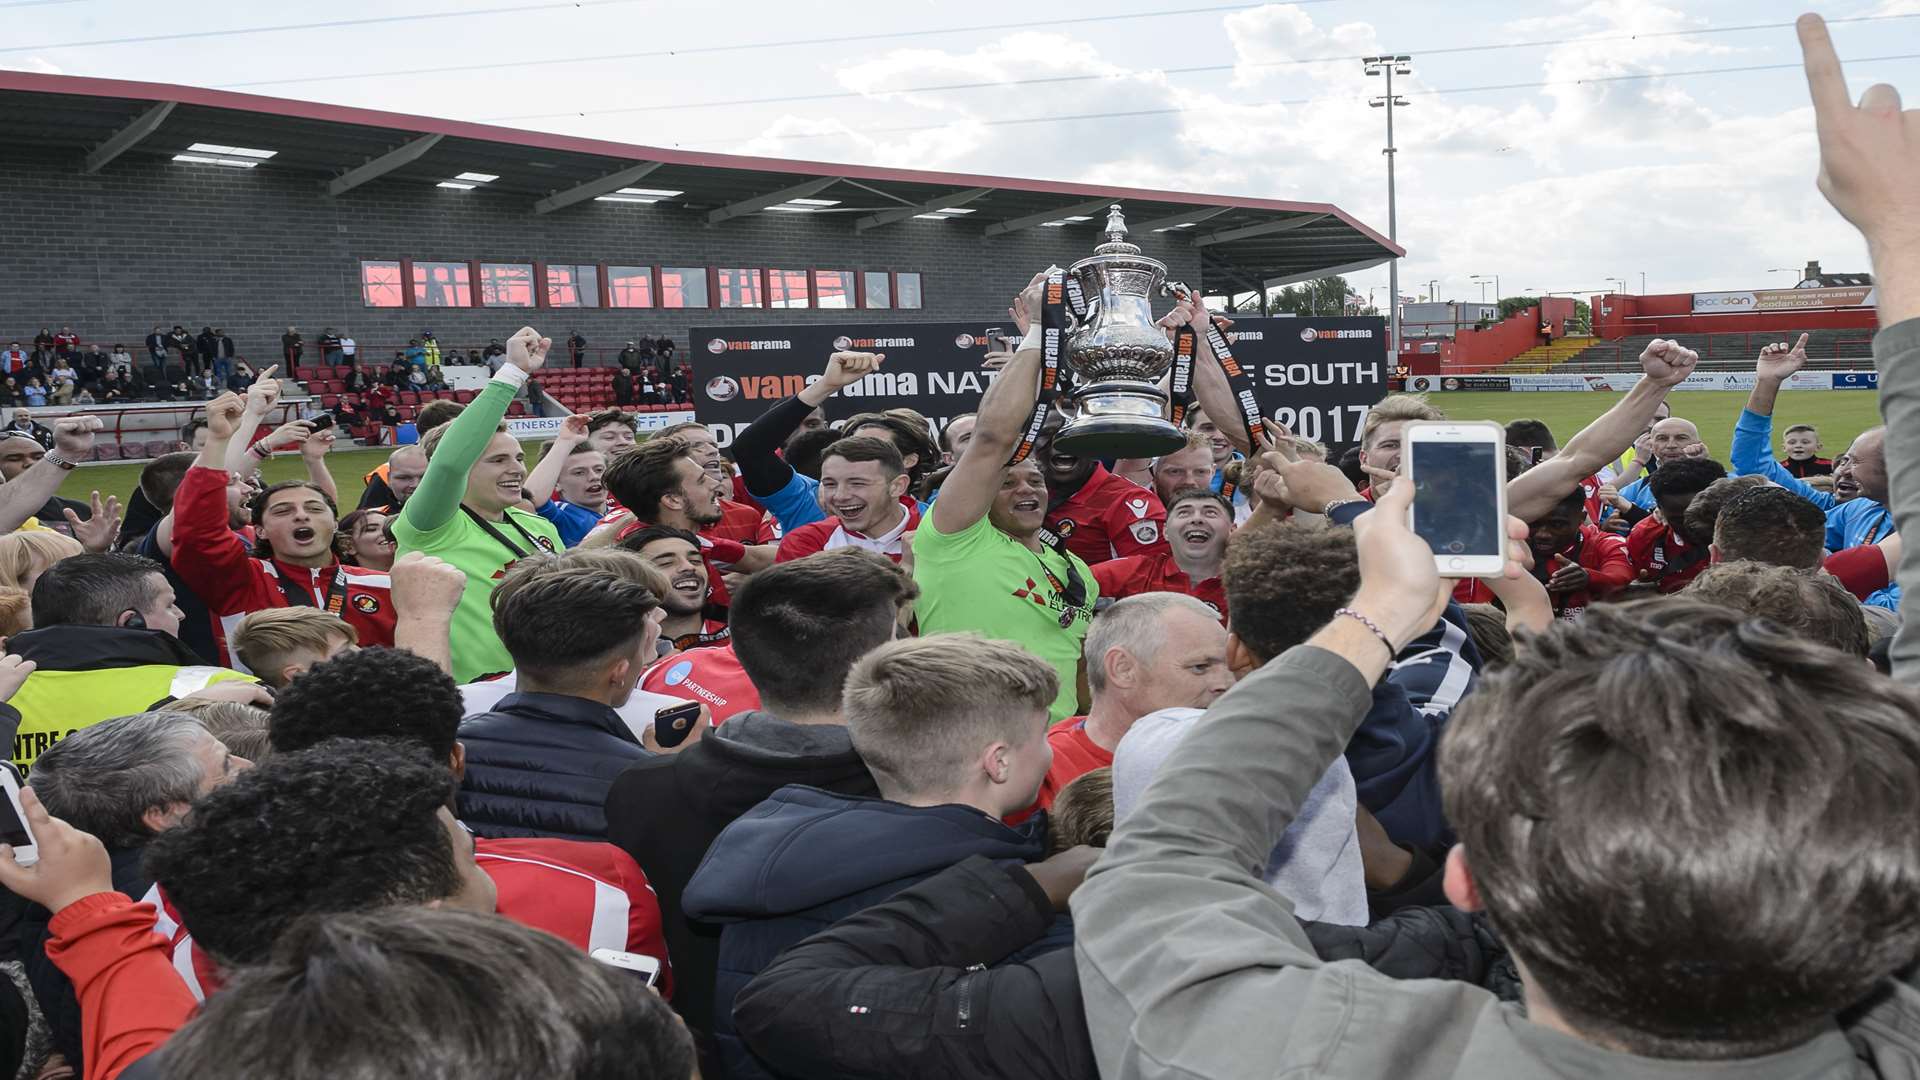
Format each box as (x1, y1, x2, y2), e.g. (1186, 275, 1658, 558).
(525, 415, 589, 509)
(929, 274, 1048, 536)
(1726, 335, 1830, 505)
(402, 327, 548, 535)
(387, 552, 468, 674)
(298, 424, 338, 505)
(0, 416, 100, 535)
(222, 365, 282, 476)
(1184, 300, 1256, 457)
(1508, 339, 1696, 522)
(175, 394, 260, 610)
(733, 352, 882, 499)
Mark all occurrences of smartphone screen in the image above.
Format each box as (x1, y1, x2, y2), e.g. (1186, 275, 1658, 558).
(0, 786, 31, 849)
(1410, 440, 1502, 559)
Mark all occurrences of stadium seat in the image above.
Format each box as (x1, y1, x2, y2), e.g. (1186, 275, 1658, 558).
(145, 439, 176, 459)
(322, 394, 341, 409)
(399, 391, 420, 405)
(507, 402, 527, 417)
(91, 445, 114, 462)
(456, 390, 476, 403)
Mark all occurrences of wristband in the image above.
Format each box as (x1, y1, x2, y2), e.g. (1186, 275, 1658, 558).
(249, 441, 273, 460)
(42, 449, 78, 471)
(1334, 607, 1397, 661)
(492, 364, 530, 390)
(1019, 325, 1045, 352)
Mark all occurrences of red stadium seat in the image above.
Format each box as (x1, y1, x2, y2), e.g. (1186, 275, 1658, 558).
(321, 394, 341, 409)
(399, 391, 420, 405)
(456, 390, 476, 403)
(507, 402, 527, 416)
(145, 439, 176, 459)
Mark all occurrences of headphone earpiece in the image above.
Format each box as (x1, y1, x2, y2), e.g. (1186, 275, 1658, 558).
(121, 610, 147, 630)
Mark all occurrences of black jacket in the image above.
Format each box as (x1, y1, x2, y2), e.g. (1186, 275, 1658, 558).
(456, 691, 647, 842)
(194, 331, 217, 359)
(603, 713, 878, 1050)
(16, 845, 152, 1070)
(737, 857, 1522, 1080)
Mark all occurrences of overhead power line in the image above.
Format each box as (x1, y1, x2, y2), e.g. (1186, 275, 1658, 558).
(665, 50, 1920, 149)
(0, 0, 650, 54)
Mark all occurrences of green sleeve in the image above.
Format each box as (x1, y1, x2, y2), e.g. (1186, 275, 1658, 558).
(401, 378, 514, 535)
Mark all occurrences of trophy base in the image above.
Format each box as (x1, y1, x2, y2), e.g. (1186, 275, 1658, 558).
(1055, 386, 1188, 459)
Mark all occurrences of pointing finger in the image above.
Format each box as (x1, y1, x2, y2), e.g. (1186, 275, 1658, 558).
(1797, 14, 1852, 125)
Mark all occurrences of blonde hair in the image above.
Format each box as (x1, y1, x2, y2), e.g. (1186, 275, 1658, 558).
(843, 634, 1057, 799)
(0, 586, 29, 637)
(1360, 394, 1445, 450)
(171, 699, 272, 761)
(1288, 436, 1327, 462)
(1049, 767, 1113, 854)
(231, 608, 359, 687)
(0, 530, 83, 590)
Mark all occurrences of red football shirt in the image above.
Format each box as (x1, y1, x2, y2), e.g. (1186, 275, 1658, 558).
(709, 498, 763, 544)
(1625, 516, 1709, 593)
(1047, 464, 1169, 565)
(1090, 552, 1227, 625)
(1007, 718, 1115, 825)
(639, 643, 761, 723)
(616, 516, 747, 607)
(777, 502, 922, 563)
(1537, 523, 1632, 619)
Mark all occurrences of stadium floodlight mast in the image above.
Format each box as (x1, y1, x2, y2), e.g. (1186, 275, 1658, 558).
(1470, 273, 1501, 307)
(1364, 54, 1412, 356)
(1605, 276, 1627, 294)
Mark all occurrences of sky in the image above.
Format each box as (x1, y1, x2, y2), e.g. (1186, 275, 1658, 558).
(5, 0, 1917, 310)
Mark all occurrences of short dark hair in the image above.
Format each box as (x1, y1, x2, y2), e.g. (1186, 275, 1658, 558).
(939, 412, 977, 453)
(1220, 522, 1357, 663)
(414, 399, 464, 435)
(617, 524, 701, 554)
(782, 427, 840, 480)
(1685, 561, 1868, 655)
(843, 414, 939, 483)
(491, 566, 659, 680)
(1712, 487, 1828, 570)
(1440, 600, 1920, 1058)
(139, 452, 198, 512)
(250, 480, 338, 559)
(30, 551, 166, 628)
(730, 549, 918, 714)
(586, 409, 637, 434)
(31, 711, 211, 848)
(602, 437, 694, 521)
(1166, 487, 1233, 518)
(1646, 456, 1726, 502)
(1682, 475, 1770, 546)
(270, 647, 463, 761)
(821, 434, 905, 479)
(143, 739, 464, 967)
(145, 908, 694, 1080)
(1504, 418, 1555, 452)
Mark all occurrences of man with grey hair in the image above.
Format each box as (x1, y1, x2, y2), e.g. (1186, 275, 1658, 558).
(683, 633, 1061, 1080)
(12, 710, 250, 1072)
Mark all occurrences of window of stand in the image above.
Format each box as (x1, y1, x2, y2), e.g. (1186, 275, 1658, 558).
(545, 263, 600, 308)
(895, 272, 924, 310)
(815, 270, 855, 310)
(607, 266, 653, 308)
(769, 269, 811, 309)
(413, 261, 472, 307)
(716, 268, 763, 308)
(479, 263, 535, 307)
(660, 267, 709, 309)
(862, 271, 892, 309)
(360, 261, 403, 307)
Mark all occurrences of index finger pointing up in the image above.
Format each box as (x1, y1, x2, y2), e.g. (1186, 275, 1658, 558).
(1798, 14, 1852, 123)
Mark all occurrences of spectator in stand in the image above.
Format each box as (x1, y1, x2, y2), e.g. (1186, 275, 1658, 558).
(421, 332, 441, 370)
(224, 358, 252, 394)
(280, 326, 302, 365)
(1731, 333, 1898, 607)
(1527, 487, 1633, 619)
(613, 366, 637, 406)
(483, 338, 507, 369)
(3, 406, 53, 449)
(0, 378, 13, 408)
(619, 525, 728, 655)
(31, 328, 52, 355)
(423, 363, 446, 390)
(11, 710, 248, 1075)
(525, 416, 608, 548)
(910, 278, 1094, 723)
(22, 377, 47, 409)
(195, 327, 218, 375)
(393, 327, 563, 683)
(567, 330, 587, 368)
(777, 436, 919, 563)
(0, 343, 24, 377)
(1686, 560, 1869, 657)
(338, 331, 356, 368)
(71, 386, 94, 406)
(1092, 489, 1231, 622)
(606, 549, 909, 1056)
(341, 362, 371, 394)
(1625, 456, 1725, 593)
(385, 357, 411, 388)
(1710, 485, 1829, 570)
(8, 551, 262, 771)
(170, 392, 395, 670)
(146, 325, 168, 373)
(684, 632, 1059, 1080)
(50, 326, 76, 360)
(167, 326, 193, 371)
(618, 340, 643, 371)
(404, 339, 426, 370)
(228, 607, 358, 690)
(97, 369, 127, 402)
(108, 343, 132, 377)
(335, 508, 396, 571)
(456, 556, 664, 842)
(655, 336, 677, 377)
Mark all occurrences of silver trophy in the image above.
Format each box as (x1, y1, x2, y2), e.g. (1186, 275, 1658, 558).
(1055, 204, 1190, 458)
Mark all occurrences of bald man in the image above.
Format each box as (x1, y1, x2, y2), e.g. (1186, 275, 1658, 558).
(1609, 416, 1707, 514)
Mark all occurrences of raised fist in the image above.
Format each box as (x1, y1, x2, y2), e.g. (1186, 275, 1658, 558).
(51, 415, 101, 458)
(204, 393, 248, 440)
(1638, 339, 1699, 387)
(505, 327, 551, 374)
(821, 351, 884, 392)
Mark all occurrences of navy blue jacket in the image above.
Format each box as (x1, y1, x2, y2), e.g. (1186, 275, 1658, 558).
(456, 691, 648, 842)
(681, 785, 1052, 1080)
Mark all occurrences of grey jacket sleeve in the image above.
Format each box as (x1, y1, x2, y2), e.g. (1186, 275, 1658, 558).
(1875, 318, 1920, 687)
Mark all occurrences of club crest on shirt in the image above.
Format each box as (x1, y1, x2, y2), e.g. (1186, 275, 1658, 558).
(352, 594, 381, 614)
(1130, 521, 1161, 544)
(1126, 498, 1150, 519)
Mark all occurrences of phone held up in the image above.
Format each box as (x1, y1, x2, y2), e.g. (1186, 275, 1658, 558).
(590, 947, 662, 987)
(1404, 421, 1508, 579)
(652, 700, 703, 750)
(0, 764, 39, 867)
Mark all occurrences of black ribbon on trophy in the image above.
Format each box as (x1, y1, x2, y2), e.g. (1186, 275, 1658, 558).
(1006, 267, 1076, 467)
(1168, 285, 1268, 454)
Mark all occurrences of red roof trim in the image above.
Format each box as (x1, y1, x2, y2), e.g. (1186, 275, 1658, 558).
(1, 70, 1401, 256)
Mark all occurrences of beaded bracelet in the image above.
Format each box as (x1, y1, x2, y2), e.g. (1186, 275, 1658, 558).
(1334, 607, 1396, 661)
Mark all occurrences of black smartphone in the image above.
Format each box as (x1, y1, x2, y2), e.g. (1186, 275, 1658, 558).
(652, 700, 703, 749)
(309, 412, 334, 431)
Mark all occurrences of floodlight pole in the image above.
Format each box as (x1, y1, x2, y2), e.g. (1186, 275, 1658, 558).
(1366, 54, 1412, 357)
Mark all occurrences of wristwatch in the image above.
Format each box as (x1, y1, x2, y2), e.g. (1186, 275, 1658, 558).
(43, 449, 79, 471)
(1322, 497, 1368, 517)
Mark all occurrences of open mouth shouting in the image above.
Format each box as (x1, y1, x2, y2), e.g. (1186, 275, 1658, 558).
(291, 525, 318, 545)
(1180, 524, 1214, 545)
(670, 570, 705, 600)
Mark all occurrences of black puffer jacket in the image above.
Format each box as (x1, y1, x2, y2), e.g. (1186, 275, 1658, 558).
(737, 857, 1521, 1080)
(457, 691, 647, 842)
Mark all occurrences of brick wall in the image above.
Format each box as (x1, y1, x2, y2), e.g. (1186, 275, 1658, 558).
(0, 152, 1202, 364)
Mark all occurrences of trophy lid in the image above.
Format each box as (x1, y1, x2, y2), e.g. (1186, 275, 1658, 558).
(1070, 203, 1167, 281)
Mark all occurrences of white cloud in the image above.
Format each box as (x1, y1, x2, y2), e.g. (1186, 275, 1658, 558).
(0, 57, 64, 75)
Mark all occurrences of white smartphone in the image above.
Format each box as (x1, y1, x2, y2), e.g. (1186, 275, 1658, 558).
(0, 764, 38, 867)
(590, 947, 661, 987)
(1405, 421, 1509, 578)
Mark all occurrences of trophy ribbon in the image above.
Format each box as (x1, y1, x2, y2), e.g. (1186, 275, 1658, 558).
(1167, 281, 1269, 458)
(1006, 267, 1074, 467)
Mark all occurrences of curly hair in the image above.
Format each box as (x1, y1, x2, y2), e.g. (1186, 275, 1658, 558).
(1220, 520, 1358, 662)
(144, 739, 464, 968)
(268, 647, 463, 762)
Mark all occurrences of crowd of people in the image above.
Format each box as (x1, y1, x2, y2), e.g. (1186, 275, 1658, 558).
(0, 17, 1910, 1078)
